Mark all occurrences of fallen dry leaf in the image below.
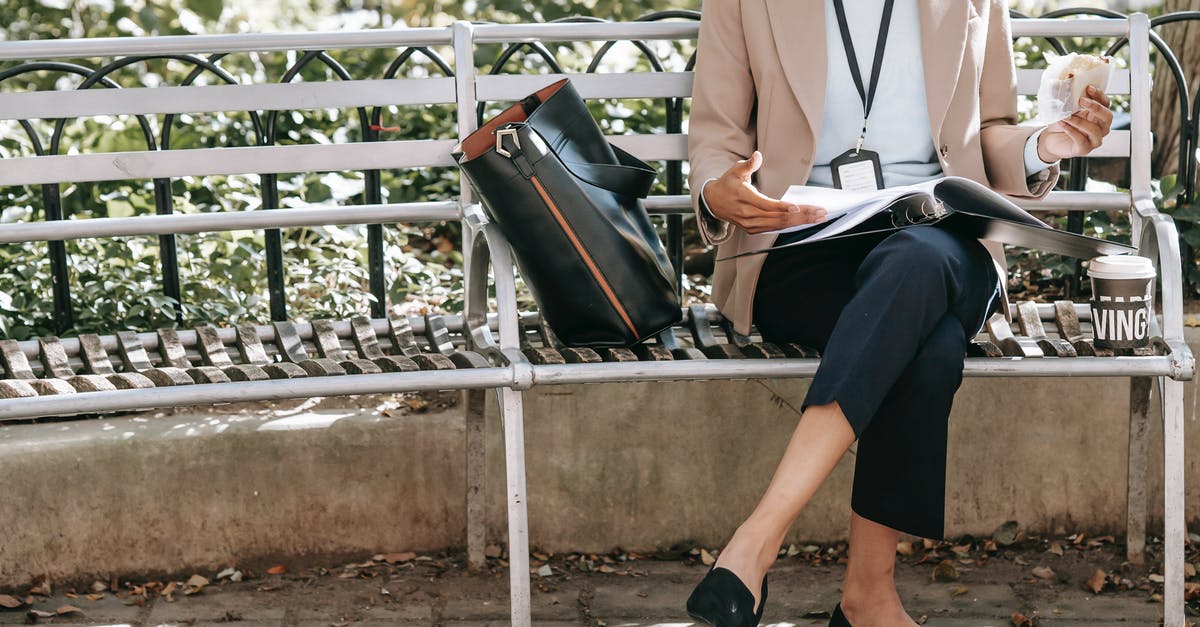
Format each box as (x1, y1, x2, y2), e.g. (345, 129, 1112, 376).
(896, 541, 915, 557)
(993, 521, 1021, 547)
(950, 585, 970, 597)
(184, 574, 209, 596)
(1047, 542, 1064, 556)
(1086, 569, 1107, 594)
(381, 552, 416, 564)
(266, 565, 287, 575)
(931, 559, 959, 582)
(55, 605, 82, 615)
(1184, 582, 1200, 600)
(1011, 611, 1034, 626)
(90, 581, 107, 593)
(1032, 566, 1055, 579)
(699, 549, 715, 566)
(28, 576, 51, 597)
(27, 609, 54, 619)
(0, 594, 23, 609)
(85, 594, 103, 602)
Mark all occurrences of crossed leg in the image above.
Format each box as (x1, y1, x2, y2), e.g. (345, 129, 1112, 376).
(712, 226, 997, 622)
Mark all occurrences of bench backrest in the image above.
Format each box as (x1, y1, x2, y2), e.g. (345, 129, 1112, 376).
(0, 15, 1154, 329)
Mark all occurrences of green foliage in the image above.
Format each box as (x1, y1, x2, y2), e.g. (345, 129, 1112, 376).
(0, 0, 694, 339)
(0, 0, 1188, 340)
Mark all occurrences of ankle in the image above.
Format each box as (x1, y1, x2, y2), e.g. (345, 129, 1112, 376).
(840, 585, 908, 625)
(842, 572, 895, 597)
(727, 521, 782, 570)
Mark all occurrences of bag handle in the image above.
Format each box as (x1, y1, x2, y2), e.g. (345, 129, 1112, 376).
(560, 143, 656, 199)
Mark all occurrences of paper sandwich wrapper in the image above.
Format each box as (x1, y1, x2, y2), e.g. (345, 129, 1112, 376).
(1036, 53, 1114, 123)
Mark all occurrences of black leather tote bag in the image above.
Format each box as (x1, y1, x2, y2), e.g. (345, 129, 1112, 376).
(452, 78, 681, 348)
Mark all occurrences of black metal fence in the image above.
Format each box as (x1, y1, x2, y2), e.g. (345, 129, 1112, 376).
(0, 9, 1197, 334)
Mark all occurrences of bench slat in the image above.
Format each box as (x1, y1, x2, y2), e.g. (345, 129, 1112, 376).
(0, 140, 457, 186)
(0, 201, 459, 244)
(0, 68, 1122, 125)
(476, 72, 693, 101)
(0, 78, 457, 121)
(607, 133, 687, 161)
(0, 27, 454, 61)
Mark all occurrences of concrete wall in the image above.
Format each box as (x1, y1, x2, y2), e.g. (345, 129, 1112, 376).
(1, 336, 1197, 588)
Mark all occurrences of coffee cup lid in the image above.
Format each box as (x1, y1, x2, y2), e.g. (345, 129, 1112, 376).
(1087, 255, 1155, 280)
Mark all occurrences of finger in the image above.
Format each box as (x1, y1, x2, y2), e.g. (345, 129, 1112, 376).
(741, 216, 802, 233)
(741, 188, 827, 220)
(1084, 85, 1111, 107)
(1071, 108, 1108, 134)
(729, 150, 763, 180)
(1058, 121, 1093, 154)
(1078, 98, 1113, 131)
(743, 207, 826, 231)
(1062, 113, 1102, 139)
(740, 187, 799, 213)
(797, 205, 828, 223)
(1062, 115, 1103, 150)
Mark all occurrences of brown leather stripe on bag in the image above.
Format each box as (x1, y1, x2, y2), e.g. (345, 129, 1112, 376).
(529, 174, 640, 338)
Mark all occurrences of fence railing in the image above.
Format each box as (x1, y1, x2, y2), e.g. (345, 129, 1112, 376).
(0, 10, 1196, 334)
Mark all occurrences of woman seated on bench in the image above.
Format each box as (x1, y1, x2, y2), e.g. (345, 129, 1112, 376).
(685, 1, 1112, 625)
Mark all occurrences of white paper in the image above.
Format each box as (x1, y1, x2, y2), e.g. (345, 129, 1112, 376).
(773, 178, 943, 239)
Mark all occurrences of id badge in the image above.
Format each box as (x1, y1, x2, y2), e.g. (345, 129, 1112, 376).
(830, 148, 884, 191)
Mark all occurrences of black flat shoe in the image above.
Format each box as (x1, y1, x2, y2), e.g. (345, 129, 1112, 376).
(685, 566, 768, 627)
(828, 602, 852, 626)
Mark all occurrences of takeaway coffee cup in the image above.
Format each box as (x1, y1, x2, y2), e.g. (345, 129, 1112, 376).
(1088, 255, 1155, 349)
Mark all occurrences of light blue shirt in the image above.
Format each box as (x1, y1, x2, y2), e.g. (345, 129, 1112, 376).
(700, 0, 1054, 204)
(807, 0, 1052, 188)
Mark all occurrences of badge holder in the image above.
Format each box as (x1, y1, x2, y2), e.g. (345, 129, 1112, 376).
(830, 137, 884, 192)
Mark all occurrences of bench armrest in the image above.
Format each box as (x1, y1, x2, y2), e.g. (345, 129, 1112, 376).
(463, 204, 526, 364)
(1133, 199, 1195, 380)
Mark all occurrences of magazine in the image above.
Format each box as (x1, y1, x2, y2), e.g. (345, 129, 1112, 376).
(718, 176, 1136, 260)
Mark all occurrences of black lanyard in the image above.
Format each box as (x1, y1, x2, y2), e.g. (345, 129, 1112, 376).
(832, 0, 896, 149)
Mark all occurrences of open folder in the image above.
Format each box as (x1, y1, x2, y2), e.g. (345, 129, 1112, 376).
(717, 176, 1136, 261)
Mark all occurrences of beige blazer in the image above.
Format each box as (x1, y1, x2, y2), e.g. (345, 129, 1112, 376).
(688, 0, 1061, 335)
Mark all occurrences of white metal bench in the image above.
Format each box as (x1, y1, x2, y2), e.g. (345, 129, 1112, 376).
(0, 13, 1190, 626)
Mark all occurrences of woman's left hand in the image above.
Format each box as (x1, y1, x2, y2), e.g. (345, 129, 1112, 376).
(1036, 85, 1114, 162)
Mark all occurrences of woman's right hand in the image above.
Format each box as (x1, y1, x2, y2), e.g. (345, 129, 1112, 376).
(703, 150, 827, 234)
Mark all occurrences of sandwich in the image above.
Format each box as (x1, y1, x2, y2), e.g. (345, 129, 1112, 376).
(1037, 53, 1114, 121)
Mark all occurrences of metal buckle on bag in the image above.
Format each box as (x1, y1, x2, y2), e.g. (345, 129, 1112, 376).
(495, 127, 521, 158)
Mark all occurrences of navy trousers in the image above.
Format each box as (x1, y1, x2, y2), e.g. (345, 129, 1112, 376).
(752, 225, 1000, 539)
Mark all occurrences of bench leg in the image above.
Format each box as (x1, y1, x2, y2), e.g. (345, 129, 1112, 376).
(1126, 377, 1152, 565)
(497, 387, 532, 626)
(465, 388, 487, 572)
(1161, 377, 1186, 627)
